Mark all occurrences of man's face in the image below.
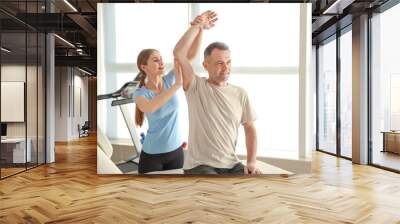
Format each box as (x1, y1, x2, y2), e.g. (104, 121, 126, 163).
(203, 49, 231, 85)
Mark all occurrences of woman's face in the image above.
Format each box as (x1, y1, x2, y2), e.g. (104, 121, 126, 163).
(141, 51, 165, 77)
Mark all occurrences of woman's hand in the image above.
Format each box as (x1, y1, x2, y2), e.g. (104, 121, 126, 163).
(174, 59, 183, 86)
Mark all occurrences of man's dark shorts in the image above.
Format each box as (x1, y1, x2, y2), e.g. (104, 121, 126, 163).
(184, 162, 245, 175)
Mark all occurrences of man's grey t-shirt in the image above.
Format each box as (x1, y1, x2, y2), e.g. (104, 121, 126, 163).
(184, 75, 257, 170)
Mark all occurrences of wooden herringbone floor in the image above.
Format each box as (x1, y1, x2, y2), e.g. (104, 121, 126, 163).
(1, 134, 400, 224)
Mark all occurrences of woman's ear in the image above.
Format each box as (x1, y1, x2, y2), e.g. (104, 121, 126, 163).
(140, 64, 146, 72)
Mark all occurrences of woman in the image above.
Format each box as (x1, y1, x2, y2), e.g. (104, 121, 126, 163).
(134, 49, 184, 174)
(133, 11, 215, 174)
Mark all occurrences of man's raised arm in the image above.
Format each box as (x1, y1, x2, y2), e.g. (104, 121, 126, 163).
(173, 11, 217, 91)
(187, 16, 203, 63)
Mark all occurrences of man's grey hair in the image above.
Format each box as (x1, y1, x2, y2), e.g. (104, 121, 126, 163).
(204, 42, 230, 59)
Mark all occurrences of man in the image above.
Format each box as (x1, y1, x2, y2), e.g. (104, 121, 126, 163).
(174, 11, 261, 175)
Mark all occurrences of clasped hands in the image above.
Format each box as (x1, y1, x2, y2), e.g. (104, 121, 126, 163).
(190, 10, 218, 30)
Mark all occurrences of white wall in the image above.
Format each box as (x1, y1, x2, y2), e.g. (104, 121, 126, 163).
(1, 65, 30, 137)
(1, 64, 46, 163)
(55, 66, 68, 141)
(72, 72, 89, 138)
(55, 67, 89, 141)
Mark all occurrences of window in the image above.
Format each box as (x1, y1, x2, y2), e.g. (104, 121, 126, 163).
(198, 3, 299, 67)
(114, 4, 188, 64)
(229, 74, 299, 158)
(198, 3, 301, 158)
(340, 29, 352, 158)
(390, 74, 400, 130)
(0, 2, 46, 179)
(371, 3, 400, 171)
(100, 4, 189, 142)
(318, 37, 337, 154)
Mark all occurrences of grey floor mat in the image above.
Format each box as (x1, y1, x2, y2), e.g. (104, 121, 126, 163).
(117, 161, 138, 173)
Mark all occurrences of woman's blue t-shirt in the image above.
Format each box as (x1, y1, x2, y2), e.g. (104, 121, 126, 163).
(133, 70, 181, 154)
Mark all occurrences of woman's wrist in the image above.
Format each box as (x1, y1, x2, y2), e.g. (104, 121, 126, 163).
(173, 83, 182, 88)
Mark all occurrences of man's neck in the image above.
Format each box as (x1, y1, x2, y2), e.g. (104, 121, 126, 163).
(207, 79, 227, 87)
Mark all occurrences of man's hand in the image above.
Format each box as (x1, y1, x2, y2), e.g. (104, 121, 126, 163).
(190, 10, 218, 30)
(244, 161, 262, 175)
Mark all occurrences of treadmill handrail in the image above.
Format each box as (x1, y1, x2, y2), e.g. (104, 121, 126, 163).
(97, 81, 140, 101)
(111, 98, 135, 106)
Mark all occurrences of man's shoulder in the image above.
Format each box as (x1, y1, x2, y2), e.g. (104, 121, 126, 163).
(194, 74, 207, 82)
(191, 75, 208, 88)
(227, 83, 248, 95)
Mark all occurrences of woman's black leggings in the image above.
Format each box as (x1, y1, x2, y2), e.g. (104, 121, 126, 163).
(138, 147, 183, 174)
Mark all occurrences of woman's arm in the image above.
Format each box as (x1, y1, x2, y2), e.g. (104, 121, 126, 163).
(135, 60, 183, 113)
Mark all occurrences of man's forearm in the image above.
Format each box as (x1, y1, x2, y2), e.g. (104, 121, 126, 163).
(245, 126, 257, 164)
(174, 24, 203, 90)
(187, 28, 203, 62)
(173, 24, 202, 60)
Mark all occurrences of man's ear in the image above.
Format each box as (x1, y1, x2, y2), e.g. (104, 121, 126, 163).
(202, 61, 207, 70)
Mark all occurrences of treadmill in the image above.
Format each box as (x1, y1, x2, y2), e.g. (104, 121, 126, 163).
(97, 73, 144, 173)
